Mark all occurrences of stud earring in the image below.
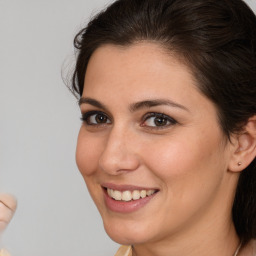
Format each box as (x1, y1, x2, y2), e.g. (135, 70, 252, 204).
(238, 162, 242, 166)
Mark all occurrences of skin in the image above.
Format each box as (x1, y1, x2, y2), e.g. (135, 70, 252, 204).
(0, 194, 16, 234)
(76, 42, 245, 256)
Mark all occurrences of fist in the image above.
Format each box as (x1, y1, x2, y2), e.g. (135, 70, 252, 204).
(0, 194, 17, 233)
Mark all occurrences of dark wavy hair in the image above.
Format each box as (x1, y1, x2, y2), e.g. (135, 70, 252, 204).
(70, 0, 256, 243)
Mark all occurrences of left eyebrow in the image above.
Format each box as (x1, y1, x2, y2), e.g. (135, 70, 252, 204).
(129, 99, 189, 112)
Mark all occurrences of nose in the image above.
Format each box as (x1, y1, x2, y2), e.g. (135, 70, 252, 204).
(98, 126, 140, 175)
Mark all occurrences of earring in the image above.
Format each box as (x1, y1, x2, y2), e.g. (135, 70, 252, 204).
(238, 162, 242, 166)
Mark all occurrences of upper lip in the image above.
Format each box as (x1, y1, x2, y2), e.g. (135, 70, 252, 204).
(101, 183, 159, 192)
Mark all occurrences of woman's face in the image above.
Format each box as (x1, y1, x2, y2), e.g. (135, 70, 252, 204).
(76, 43, 237, 245)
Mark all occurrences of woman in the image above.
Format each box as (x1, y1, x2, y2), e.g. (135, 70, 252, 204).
(70, 0, 256, 255)
(0, 194, 17, 256)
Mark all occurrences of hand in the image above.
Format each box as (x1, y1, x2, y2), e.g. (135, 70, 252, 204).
(0, 194, 17, 233)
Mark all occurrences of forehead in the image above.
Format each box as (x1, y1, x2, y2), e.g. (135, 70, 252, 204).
(83, 42, 199, 97)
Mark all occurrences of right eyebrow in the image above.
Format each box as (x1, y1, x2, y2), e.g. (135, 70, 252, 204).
(78, 97, 109, 111)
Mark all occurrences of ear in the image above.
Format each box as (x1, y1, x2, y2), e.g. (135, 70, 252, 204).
(228, 116, 256, 173)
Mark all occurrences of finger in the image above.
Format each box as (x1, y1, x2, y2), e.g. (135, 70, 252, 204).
(0, 202, 14, 232)
(0, 194, 17, 212)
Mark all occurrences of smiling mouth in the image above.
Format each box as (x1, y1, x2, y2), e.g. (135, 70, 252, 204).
(106, 188, 158, 202)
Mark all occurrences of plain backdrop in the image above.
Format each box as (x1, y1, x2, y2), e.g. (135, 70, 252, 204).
(0, 0, 255, 256)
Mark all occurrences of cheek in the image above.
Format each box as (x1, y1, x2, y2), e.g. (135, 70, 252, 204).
(76, 129, 104, 207)
(142, 129, 226, 197)
(76, 128, 103, 177)
(136, 132, 228, 233)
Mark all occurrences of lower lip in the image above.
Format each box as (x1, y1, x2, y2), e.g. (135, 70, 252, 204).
(103, 189, 157, 213)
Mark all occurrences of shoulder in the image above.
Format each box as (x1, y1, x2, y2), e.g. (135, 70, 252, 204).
(114, 245, 132, 256)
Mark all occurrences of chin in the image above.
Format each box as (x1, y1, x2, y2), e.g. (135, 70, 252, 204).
(105, 227, 146, 245)
(102, 216, 156, 245)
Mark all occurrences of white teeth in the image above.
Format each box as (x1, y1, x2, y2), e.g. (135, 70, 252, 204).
(132, 190, 140, 200)
(107, 188, 156, 202)
(140, 190, 147, 198)
(147, 190, 155, 196)
(113, 190, 122, 201)
(107, 189, 122, 200)
(122, 191, 132, 201)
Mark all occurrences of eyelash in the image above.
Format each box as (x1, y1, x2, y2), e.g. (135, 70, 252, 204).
(80, 111, 177, 129)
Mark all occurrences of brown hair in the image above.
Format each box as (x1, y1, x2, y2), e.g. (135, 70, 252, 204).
(70, 0, 256, 243)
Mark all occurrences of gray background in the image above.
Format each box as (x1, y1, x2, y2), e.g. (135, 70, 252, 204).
(0, 0, 255, 256)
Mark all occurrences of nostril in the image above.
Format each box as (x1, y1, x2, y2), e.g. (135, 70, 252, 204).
(99, 153, 140, 175)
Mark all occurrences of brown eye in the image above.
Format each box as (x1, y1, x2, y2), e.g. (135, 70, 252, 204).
(144, 116, 170, 127)
(81, 112, 111, 125)
(142, 113, 177, 128)
(154, 116, 168, 126)
(88, 113, 110, 124)
(94, 114, 109, 123)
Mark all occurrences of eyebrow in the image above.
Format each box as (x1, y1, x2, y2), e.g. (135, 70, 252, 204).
(129, 99, 189, 112)
(79, 97, 189, 112)
(79, 97, 108, 110)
